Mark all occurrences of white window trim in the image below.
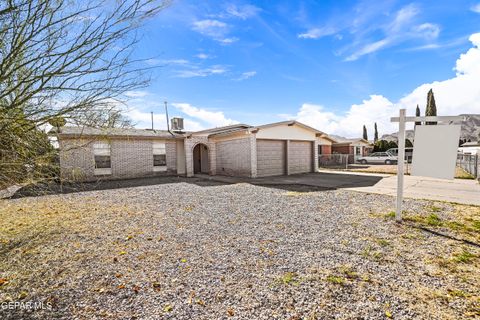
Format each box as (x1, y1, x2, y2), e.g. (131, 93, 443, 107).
(93, 141, 112, 175)
(94, 168, 112, 175)
(152, 141, 167, 172)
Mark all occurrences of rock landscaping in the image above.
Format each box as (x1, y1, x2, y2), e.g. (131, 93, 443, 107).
(0, 181, 479, 319)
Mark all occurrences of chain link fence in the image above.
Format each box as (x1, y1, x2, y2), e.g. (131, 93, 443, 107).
(457, 153, 479, 178)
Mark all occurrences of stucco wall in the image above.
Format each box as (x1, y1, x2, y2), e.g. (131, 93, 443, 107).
(215, 137, 253, 177)
(256, 124, 317, 141)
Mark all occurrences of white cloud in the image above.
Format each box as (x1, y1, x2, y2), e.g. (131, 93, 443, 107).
(234, 71, 256, 81)
(127, 109, 205, 131)
(346, 39, 390, 61)
(471, 3, 480, 13)
(298, 27, 337, 39)
(172, 103, 239, 127)
(225, 4, 260, 20)
(174, 65, 228, 78)
(340, 4, 441, 61)
(413, 23, 440, 40)
(285, 33, 480, 138)
(124, 91, 149, 98)
(191, 19, 237, 44)
(195, 53, 211, 59)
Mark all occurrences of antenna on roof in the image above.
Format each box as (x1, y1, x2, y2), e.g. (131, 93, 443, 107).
(151, 112, 154, 130)
(164, 101, 170, 132)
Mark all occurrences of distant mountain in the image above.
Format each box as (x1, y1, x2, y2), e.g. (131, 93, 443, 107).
(381, 114, 480, 142)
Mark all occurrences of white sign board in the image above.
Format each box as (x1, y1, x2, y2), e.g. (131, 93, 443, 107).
(411, 125, 461, 180)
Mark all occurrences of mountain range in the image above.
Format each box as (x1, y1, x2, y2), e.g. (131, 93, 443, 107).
(380, 114, 480, 143)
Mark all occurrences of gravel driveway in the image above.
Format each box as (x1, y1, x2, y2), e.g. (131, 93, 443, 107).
(1, 181, 479, 319)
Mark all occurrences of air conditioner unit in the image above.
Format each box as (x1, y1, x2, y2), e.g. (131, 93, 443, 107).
(171, 117, 184, 132)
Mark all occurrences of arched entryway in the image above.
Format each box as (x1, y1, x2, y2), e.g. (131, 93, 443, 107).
(193, 143, 209, 174)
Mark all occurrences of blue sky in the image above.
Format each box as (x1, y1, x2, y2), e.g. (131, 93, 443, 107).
(125, 0, 480, 137)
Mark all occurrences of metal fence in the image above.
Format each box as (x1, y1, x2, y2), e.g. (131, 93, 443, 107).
(457, 153, 479, 178)
(318, 154, 356, 169)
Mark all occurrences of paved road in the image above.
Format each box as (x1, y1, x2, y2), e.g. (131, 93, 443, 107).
(200, 170, 480, 206)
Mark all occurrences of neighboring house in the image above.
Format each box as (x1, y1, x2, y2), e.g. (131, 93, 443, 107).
(331, 138, 372, 157)
(458, 141, 480, 155)
(55, 120, 335, 181)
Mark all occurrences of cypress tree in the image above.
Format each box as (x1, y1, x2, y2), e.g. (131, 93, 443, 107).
(374, 122, 378, 142)
(415, 104, 421, 126)
(425, 89, 437, 125)
(363, 125, 368, 141)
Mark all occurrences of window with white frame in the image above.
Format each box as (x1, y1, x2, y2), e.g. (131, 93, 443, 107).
(93, 142, 111, 175)
(153, 142, 167, 171)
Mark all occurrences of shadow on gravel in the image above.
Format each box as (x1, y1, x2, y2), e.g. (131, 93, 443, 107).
(404, 222, 480, 248)
(9, 176, 228, 199)
(8, 172, 383, 199)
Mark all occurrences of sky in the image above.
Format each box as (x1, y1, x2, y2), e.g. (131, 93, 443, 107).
(124, 0, 480, 138)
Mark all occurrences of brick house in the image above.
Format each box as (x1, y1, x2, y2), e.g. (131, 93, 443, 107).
(56, 120, 335, 181)
(331, 138, 372, 157)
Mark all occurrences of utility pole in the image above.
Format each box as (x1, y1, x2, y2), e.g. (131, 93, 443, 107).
(151, 111, 154, 130)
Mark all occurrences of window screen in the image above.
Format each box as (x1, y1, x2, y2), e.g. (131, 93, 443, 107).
(93, 142, 111, 169)
(153, 142, 166, 167)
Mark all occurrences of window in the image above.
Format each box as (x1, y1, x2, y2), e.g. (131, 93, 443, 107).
(93, 142, 111, 175)
(318, 145, 322, 155)
(153, 142, 167, 172)
(355, 146, 362, 155)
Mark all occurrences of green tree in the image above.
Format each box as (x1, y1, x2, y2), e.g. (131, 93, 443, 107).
(363, 125, 368, 141)
(425, 89, 437, 125)
(373, 140, 389, 152)
(387, 141, 398, 150)
(374, 122, 378, 142)
(415, 105, 421, 126)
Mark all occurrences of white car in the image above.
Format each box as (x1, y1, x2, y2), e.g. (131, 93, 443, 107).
(356, 152, 398, 164)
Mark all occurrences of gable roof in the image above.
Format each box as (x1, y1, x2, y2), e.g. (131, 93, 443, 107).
(190, 124, 252, 136)
(254, 120, 337, 142)
(333, 138, 371, 145)
(460, 141, 480, 147)
(54, 126, 182, 139)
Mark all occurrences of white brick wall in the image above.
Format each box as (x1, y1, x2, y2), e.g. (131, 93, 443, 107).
(216, 137, 253, 177)
(60, 138, 178, 181)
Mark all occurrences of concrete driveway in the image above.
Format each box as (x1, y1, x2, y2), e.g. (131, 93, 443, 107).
(200, 170, 480, 206)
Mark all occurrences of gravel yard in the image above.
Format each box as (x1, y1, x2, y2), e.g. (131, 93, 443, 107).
(1, 181, 479, 319)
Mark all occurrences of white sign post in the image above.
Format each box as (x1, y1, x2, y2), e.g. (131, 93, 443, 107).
(391, 110, 464, 222)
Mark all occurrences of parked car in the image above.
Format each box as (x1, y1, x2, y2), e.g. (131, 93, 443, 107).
(386, 148, 413, 163)
(356, 152, 398, 164)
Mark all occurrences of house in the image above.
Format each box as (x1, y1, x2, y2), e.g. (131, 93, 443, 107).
(331, 138, 372, 157)
(458, 141, 480, 155)
(55, 120, 335, 181)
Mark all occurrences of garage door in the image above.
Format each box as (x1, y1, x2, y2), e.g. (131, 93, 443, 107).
(289, 141, 313, 174)
(256, 139, 285, 177)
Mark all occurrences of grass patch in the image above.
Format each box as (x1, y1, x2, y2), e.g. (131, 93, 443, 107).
(376, 238, 391, 247)
(326, 275, 346, 285)
(277, 272, 299, 285)
(453, 250, 476, 264)
(426, 213, 442, 226)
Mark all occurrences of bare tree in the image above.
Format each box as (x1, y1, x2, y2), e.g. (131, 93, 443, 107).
(0, 0, 169, 187)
